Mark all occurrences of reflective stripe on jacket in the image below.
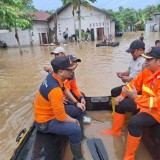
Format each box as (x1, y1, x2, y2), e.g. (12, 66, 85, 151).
(121, 68, 160, 122)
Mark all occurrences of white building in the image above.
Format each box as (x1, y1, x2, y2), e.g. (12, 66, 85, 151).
(0, 12, 50, 47)
(145, 12, 160, 32)
(48, 3, 113, 42)
(0, 4, 113, 47)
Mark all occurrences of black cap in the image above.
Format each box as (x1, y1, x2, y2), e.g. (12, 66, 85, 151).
(51, 55, 77, 70)
(69, 55, 81, 62)
(126, 40, 145, 53)
(141, 47, 160, 59)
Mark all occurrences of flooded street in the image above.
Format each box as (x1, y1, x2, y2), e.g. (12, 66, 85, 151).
(0, 32, 159, 160)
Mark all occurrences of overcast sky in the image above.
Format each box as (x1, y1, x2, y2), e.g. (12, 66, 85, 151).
(32, 0, 160, 11)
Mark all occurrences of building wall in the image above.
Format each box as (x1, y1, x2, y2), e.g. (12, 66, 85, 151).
(31, 21, 49, 45)
(48, 4, 112, 42)
(0, 21, 49, 47)
(0, 29, 31, 47)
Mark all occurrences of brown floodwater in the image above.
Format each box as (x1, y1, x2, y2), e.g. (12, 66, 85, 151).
(0, 32, 158, 160)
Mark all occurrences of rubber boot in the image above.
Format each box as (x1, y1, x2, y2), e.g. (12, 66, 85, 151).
(111, 97, 116, 115)
(101, 112, 125, 136)
(70, 143, 85, 160)
(79, 118, 85, 139)
(123, 133, 141, 160)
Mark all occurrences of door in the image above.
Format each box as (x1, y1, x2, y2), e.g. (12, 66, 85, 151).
(97, 28, 104, 40)
(41, 33, 47, 44)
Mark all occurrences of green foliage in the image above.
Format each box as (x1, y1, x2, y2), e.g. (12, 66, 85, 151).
(0, 0, 35, 29)
(105, 3, 160, 31)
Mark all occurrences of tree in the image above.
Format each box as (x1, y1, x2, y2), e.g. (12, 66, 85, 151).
(0, 0, 35, 53)
(60, 0, 96, 48)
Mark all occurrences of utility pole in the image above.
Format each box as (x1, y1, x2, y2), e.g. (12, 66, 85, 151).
(78, 0, 82, 48)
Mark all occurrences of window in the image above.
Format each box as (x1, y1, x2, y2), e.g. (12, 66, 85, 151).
(90, 24, 92, 27)
(93, 23, 95, 27)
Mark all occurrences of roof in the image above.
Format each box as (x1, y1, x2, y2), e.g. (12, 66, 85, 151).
(29, 11, 50, 21)
(47, 3, 110, 21)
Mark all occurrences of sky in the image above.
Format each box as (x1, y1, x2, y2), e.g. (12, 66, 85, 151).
(32, 0, 160, 11)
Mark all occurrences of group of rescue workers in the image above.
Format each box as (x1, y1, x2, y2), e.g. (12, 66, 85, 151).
(33, 38, 160, 160)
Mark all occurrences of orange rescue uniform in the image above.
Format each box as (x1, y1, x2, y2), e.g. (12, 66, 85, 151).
(64, 77, 82, 99)
(34, 73, 67, 123)
(120, 68, 160, 122)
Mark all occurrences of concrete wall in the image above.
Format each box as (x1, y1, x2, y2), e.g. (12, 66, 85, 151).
(0, 29, 31, 47)
(48, 4, 112, 42)
(0, 21, 49, 47)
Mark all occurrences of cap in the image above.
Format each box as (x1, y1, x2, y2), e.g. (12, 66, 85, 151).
(141, 47, 160, 59)
(51, 47, 65, 54)
(51, 55, 77, 70)
(69, 55, 81, 62)
(155, 40, 160, 44)
(126, 40, 145, 53)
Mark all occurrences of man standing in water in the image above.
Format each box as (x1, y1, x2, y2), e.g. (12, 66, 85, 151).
(102, 47, 160, 160)
(34, 56, 85, 160)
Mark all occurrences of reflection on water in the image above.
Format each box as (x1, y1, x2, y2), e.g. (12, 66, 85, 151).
(0, 32, 158, 159)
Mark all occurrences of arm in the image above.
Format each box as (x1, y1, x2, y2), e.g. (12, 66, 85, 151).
(49, 88, 78, 123)
(120, 69, 144, 98)
(64, 88, 86, 112)
(70, 78, 86, 105)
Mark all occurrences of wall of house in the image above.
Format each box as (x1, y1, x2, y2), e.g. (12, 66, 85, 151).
(0, 21, 49, 47)
(48, 4, 112, 42)
(145, 14, 160, 32)
(31, 21, 49, 45)
(0, 29, 31, 47)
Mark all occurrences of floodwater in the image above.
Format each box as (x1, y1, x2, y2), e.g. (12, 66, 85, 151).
(0, 31, 158, 160)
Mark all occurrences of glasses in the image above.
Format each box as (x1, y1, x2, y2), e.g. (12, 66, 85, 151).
(64, 68, 75, 72)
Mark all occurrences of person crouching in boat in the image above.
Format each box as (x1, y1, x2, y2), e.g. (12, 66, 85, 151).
(102, 47, 160, 160)
(34, 55, 85, 160)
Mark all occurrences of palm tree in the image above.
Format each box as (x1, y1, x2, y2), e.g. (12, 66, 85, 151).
(60, 0, 96, 48)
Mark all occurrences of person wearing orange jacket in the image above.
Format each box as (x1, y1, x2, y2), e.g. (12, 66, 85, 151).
(34, 55, 85, 160)
(44, 47, 86, 105)
(102, 46, 160, 160)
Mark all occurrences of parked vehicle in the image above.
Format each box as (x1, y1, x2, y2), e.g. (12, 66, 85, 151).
(0, 40, 7, 48)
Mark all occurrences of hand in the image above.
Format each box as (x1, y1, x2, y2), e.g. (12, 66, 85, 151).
(116, 72, 122, 78)
(44, 66, 53, 73)
(115, 95, 124, 105)
(121, 76, 131, 83)
(63, 98, 68, 104)
(77, 102, 86, 112)
(122, 85, 137, 100)
(81, 98, 86, 105)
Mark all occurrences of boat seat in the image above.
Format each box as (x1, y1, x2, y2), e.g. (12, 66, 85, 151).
(10, 124, 68, 160)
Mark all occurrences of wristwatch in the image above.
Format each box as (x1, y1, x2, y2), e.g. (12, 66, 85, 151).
(75, 120, 79, 124)
(74, 101, 78, 106)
